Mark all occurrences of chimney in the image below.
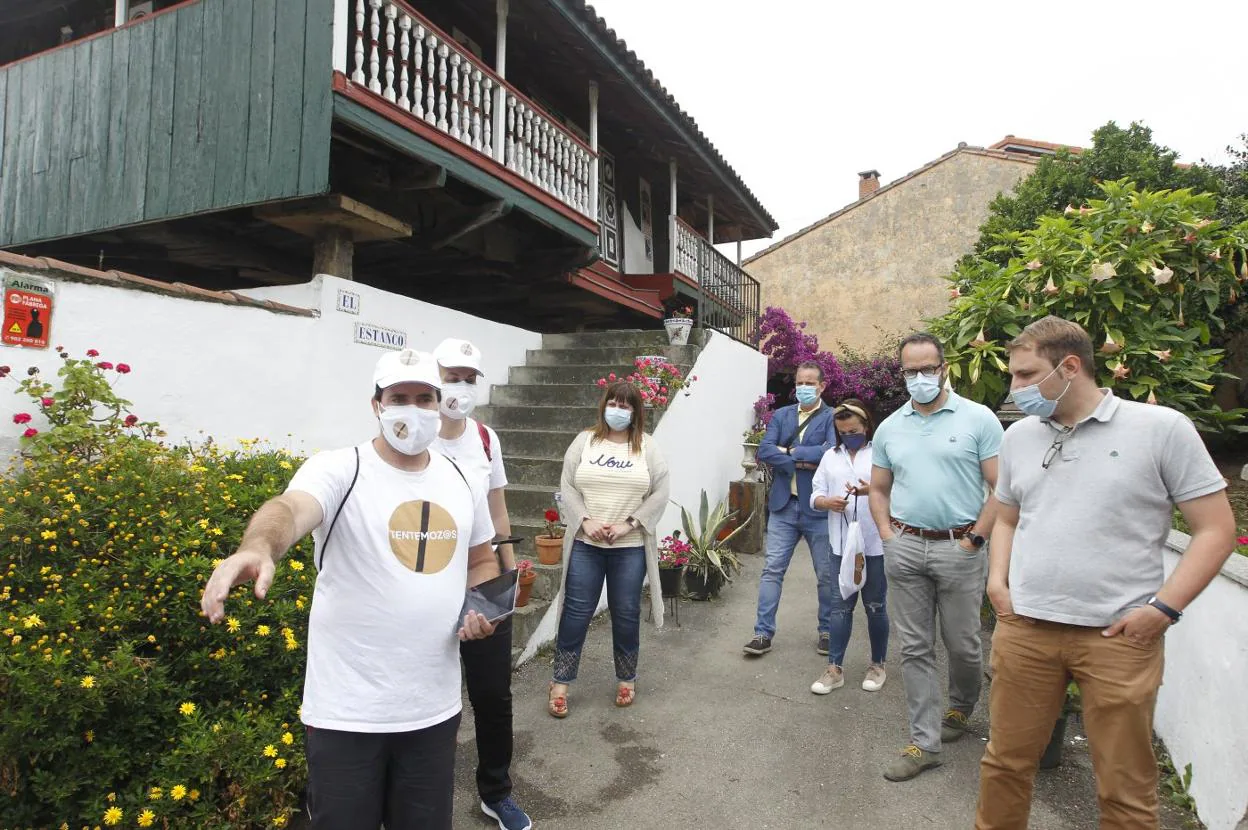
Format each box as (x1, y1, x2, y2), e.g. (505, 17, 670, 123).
(858, 170, 881, 200)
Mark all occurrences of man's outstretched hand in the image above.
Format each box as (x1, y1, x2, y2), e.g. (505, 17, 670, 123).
(200, 550, 276, 624)
(458, 611, 498, 641)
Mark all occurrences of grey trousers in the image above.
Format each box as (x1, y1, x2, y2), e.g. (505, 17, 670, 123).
(883, 532, 987, 753)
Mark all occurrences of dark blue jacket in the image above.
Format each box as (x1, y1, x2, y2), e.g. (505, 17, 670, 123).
(757, 402, 838, 517)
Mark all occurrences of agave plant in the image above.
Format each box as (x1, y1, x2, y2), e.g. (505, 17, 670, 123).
(679, 490, 753, 588)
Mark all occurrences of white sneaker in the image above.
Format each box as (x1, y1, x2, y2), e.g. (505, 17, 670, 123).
(862, 663, 887, 692)
(811, 665, 845, 694)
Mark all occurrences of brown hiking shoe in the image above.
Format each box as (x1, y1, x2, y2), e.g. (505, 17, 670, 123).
(941, 710, 970, 742)
(883, 745, 942, 782)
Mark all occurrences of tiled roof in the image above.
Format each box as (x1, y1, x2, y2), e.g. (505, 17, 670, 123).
(989, 135, 1084, 154)
(0, 251, 316, 317)
(564, 1, 779, 234)
(743, 145, 1038, 265)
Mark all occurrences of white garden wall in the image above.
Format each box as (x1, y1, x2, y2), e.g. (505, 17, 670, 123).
(0, 267, 539, 460)
(1154, 533, 1248, 830)
(516, 330, 766, 663)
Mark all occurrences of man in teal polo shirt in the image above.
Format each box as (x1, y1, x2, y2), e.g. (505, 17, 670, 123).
(868, 332, 1003, 782)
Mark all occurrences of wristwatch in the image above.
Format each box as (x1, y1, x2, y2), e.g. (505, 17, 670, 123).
(625, 517, 640, 531)
(967, 533, 987, 549)
(1147, 595, 1182, 624)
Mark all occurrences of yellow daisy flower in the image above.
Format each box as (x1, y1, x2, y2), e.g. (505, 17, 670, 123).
(170, 784, 187, 801)
(102, 806, 123, 825)
(138, 808, 155, 827)
(179, 702, 196, 717)
(275, 758, 287, 769)
(81, 675, 95, 689)
(149, 786, 163, 800)
(226, 617, 240, 633)
(256, 625, 271, 637)
(281, 731, 294, 745)
(262, 744, 277, 757)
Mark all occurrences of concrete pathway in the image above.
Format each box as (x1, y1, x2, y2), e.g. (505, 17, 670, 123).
(454, 545, 1191, 829)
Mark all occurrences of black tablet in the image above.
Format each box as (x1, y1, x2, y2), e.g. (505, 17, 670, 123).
(459, 568, 518, 628)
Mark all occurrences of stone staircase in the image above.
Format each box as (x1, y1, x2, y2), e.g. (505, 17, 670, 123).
(473, 329, 702, 662)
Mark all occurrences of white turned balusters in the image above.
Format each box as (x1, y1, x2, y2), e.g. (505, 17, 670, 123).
(423, 34, 436, 124)
(411, 24, 425, 118)
(367, 0, 381, 94)
(481, 76, 493, 157)
(435, 44, 448, 131)
(448, 52, 462, 139)
(352, 0, 366, 83)
(470, 69, 483, 152)
(397, 14, 411, 111)
(382, 4, 396, 102)
(505, 95, 517, 170)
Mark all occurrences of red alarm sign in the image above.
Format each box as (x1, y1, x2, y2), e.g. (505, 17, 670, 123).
(2, 273, 54, 350)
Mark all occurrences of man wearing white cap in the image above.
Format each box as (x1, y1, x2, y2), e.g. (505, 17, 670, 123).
(431, 337, 530, 830)
(200, 348, 501, 830)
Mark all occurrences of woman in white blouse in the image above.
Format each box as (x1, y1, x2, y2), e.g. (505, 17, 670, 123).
(547, 381, 670, 718)
(809, 399, 890, 694)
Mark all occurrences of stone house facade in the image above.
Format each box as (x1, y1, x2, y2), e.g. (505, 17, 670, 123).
(744, 141, 1046, 354)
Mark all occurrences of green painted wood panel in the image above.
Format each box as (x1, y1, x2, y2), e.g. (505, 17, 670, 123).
(212, 0, 253, 208)
(144, 11, 178, 221)
(167, 1, 205, 218)
(0, 0, 334, 248)
(244, 0, 277, 205)
(298, 0, 333, 195)
(121, 23, 155, 225)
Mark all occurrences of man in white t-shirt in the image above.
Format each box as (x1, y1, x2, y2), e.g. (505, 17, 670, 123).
(200, 348, 500, 830)
(431, 337, 530, 830)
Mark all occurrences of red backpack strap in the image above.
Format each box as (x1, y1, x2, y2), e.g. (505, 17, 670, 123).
(477, 421, 492, 461)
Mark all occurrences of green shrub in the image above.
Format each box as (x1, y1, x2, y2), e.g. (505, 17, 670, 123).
(1, 350, 312, 828)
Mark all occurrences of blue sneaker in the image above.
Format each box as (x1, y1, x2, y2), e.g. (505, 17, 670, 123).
(481, 796, 532, 830)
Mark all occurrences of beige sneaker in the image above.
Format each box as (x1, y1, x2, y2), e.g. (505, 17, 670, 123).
(810, 665, 845, 695)
(862, 663, 887, 692)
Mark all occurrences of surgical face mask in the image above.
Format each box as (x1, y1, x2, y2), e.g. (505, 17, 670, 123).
(604, 405, 633, 431)
(378, 404, 441, 455)
(905, 373, 943, 405)
(840, 432, 868, 451)
(1010, 361, 1072, 419)
(440, 381, 477, 420)
(795, 385, 820, 406)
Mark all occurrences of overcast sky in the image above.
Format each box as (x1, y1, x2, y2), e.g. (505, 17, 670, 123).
(587, 0, 1248, 257)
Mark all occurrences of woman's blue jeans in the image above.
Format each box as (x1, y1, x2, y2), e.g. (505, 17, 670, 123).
(553, 540, 646, 683)
(826, 553, 889, 667)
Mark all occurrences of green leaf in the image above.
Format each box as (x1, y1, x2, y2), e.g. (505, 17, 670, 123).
(1109, 289, 1125, 312)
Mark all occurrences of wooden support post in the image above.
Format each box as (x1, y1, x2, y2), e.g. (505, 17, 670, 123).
(668, 158, 678, 272)
(313, 227, 355, 281)
(736, 239, 743, 267)
(707, 193, 714, 243)
(492, 0, 509, 164)
(588, 81, 599, 223)
(114, 0, 128, 27)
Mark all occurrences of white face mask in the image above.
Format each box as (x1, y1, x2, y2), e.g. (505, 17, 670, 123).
(439, 381, 477, 420)
(378, 404, 441, 455)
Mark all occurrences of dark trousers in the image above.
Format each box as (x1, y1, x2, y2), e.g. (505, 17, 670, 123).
(459, 615, 514, 804)
(553, 541, 646, 683)
(304, 713, 460, 830)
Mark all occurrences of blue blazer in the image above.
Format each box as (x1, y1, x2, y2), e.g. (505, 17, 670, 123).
(757, 403, 838, 517)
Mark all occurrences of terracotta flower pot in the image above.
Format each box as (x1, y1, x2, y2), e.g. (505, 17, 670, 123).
(535, 535, 563, 565)
(516, 572, 537, 608)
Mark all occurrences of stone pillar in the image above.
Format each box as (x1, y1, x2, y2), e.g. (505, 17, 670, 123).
(727, 478, 767, 555)
(313, 227, 354, 281)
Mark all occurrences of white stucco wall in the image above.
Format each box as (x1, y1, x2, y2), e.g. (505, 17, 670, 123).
(516, 331, 766, 663)
(0, 270, 540, 460)
(1154, 533, 1248, 830)
(620, 202, 654, 276)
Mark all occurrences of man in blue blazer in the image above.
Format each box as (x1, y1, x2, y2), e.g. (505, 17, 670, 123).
(744, 361, 839, 656)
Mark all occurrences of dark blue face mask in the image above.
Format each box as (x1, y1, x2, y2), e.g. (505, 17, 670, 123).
(840, 432, 868, 451)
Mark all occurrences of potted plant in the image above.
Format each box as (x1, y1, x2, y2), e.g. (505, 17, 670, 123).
(594, 359, 696, 412)
(515, 559, 537, 607)
(535, 507, 564, 565)
(741, 394, 774, 481)
(657, 531, 692, 598)
(680, 490, 752, 600)
(663, 303, 694, 345)
(1040, 680, 1081, 770)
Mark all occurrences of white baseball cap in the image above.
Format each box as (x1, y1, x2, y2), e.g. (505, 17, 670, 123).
(433, 338, 485, 376)
(373, 349, 442, 391)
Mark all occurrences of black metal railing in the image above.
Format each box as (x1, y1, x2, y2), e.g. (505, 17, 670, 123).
(693, 236, 760, 346)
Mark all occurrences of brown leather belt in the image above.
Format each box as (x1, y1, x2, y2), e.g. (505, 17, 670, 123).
(890, 518, 975, 540)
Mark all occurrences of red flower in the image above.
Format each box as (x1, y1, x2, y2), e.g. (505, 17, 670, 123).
(0, 365, 9, 376)
(608, 372, 616, 381)
(116, 363, 131, 374)
(96, 362, 114, 370)
(124, 414, 139, 427)
(596, 378, 607, 387)
(40, 397, 54, 407)
(22, 428, 38, 438)
(86, 349, 99, 357)
(12, 413, 32, 424)
(544, 509, 560, 523)
(1238, 536, 1248, 546)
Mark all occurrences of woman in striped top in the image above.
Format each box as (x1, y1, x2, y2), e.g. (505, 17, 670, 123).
(548, 381, 670, 718)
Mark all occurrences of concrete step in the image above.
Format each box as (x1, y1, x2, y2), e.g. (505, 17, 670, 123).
(509, 363, 692, 385)
(511, 599, 548, 651)
(504, 455, 564, 487)
(494, 428, 581, 458)
(506, 483, 561, 517)
(542, 330, 682, 350)
(528, 560, 563, 603)
(477, 404, 664, 432)
(523, 344, 700, 367)
(491, 383, 605, 407)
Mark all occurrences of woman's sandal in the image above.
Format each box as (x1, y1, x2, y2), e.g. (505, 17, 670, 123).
(615, 682, 636, 708)
(548, 683, 569, 719)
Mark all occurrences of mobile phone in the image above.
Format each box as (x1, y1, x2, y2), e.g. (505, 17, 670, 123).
(457, 568, 518, 631)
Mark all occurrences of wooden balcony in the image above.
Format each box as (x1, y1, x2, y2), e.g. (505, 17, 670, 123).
(669, 216, 760, 343)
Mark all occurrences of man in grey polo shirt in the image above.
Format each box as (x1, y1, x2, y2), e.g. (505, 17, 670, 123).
(869, 332, 1003, 782)
(976, 316, 1234, 829)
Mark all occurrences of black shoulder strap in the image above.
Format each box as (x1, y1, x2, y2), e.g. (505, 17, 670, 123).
(317, 447, 360, 571)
